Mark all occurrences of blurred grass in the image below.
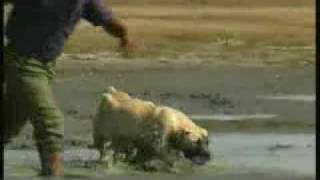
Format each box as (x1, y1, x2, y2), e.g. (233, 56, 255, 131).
(106, 0, 314, 7)
(64, 0, 315, 65)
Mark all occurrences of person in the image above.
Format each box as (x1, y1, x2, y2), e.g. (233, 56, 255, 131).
(3, 0, 136, 176)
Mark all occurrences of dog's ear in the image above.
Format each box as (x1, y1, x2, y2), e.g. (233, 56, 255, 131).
(182, 130, 192, 136)
(173, 130, 191, 141)
(172, 130, 190, 138)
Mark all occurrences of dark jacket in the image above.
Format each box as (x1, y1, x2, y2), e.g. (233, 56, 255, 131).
(6, 0, 113, 62)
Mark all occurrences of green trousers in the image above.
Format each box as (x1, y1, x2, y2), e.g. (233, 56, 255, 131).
(3, 45, 64, 153)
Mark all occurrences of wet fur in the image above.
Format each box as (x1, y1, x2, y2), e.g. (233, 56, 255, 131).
(93, 87, 209, 164)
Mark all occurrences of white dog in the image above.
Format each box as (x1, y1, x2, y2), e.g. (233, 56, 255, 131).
(93, 87, 210, 165)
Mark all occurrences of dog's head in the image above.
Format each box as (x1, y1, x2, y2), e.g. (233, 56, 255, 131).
(170, 128, 210, 165)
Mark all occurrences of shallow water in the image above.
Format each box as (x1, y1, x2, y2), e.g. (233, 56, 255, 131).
(256, 94, 315, 102)
(212, 133, 315, 175)
(190, 114, 278, 121)
(4, 133, 315, 180)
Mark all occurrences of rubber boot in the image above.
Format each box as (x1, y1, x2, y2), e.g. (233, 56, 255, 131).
(38, 148, 63, 176)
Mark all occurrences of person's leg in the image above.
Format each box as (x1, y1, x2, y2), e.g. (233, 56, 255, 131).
(3, 47, 29, 144)
(3, 89, 29, 144)
(18, 58, 64, 176)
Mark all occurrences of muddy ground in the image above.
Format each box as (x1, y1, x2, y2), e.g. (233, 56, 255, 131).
(4, 53, 315, 180)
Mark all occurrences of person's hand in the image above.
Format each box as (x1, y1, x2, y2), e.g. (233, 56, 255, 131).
(119, 37, 139, 53)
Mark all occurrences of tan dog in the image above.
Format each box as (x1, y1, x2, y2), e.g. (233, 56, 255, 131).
(93, 87, 210, 165)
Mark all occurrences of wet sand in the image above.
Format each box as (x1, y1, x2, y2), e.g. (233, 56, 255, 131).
(4, 55, 315, 179)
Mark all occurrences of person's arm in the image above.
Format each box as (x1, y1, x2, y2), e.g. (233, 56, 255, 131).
(102, 18, 129, 48)
(82, 0, 133, 50)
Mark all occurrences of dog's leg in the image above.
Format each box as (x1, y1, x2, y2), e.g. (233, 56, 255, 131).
(93, 137, 105, 161)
